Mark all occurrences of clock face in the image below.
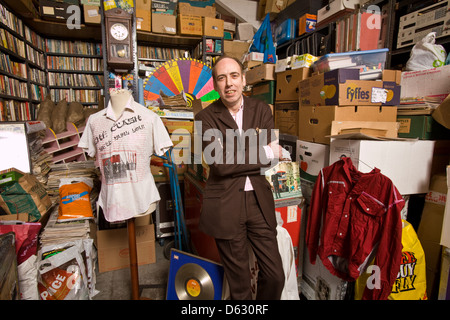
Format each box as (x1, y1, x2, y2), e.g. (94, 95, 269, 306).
(110, 23, 129, 41)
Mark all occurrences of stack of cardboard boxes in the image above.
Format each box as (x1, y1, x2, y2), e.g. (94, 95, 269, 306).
(296, 60, 450, 300)
(244, 54, 276, 109)
(135, 0, 225, 38)
(274, 66, 310, 137)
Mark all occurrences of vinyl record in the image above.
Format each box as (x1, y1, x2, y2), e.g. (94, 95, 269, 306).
(166, 249, 225, 300)
(174, 263, 214, 300)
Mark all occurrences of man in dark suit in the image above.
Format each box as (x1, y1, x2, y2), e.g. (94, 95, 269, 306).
(194, 55, 285, 300)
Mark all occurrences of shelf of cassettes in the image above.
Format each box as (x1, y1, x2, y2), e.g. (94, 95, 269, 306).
(42, 122, 87, 164)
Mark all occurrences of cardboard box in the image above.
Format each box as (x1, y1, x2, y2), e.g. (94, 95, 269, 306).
(438, 247, 450, 300)
(397, 115, 450, 140)
(136, 0, 151, 31)
(330, 120, 399, 138)
(223, 40, 250, 61)
(83, 4, 101, 24)
(246, 63, 276, 85)
(96, 223, 156, 273)
(433, 94, 450, 129)
(178, 14, 202, 36)
(265, 0, 288, 14)
(296, 139, 330, 203)
(329, 139, 436, 195)
(291, 53, 318, 69)
(178, 0, 214, 7)
(401, 65, 450, 102)
(317, 0, 359, 25)
(418, 173, 448, 298)
(178, 2, 215, 18)
(236, 23, 254, 41)
(276, 67, 310, 101)
(299, 69, 401, 106)
(383, 69, 402, 85)
(297, 139, 330, 183)
(152, 12, 177, 34)
(251, 80, 275, 104)
(274, 101, 298, 136)
(441, 166, 450, 249)
(40, 0, 78, 21)
(152, 0, 177, 14)
(298, 105, 397, 144)
(203, 17, 224, 37)
(298, 13, 316, 36)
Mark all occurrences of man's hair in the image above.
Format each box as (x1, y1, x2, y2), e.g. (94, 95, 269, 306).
(211, 55, 245, 80)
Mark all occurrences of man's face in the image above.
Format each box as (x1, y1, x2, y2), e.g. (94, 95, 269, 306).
(213, 58, 246, 109)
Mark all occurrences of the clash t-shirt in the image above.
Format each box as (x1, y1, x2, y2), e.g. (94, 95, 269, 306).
(79, 97, 172, 222)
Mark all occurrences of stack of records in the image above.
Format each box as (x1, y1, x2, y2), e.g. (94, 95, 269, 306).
(39, 205, 92, 247)
(46, 160, 100, 204)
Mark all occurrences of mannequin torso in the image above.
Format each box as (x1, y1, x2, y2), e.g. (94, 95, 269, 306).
(109, 89, 156, 216)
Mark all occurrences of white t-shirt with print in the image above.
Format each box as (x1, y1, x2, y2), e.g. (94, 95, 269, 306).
(79, 97, 172, 222)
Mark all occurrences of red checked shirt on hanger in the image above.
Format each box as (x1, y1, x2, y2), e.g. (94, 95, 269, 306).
(306, 157, 404, 300)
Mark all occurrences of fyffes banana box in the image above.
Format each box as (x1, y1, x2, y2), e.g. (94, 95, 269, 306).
(299, 68, 400, 106)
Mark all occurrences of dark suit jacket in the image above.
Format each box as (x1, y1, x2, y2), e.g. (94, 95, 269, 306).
(194, 96, 277, 240)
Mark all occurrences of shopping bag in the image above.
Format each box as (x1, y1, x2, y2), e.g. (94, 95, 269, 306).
(355, 220, 427, 300)
(0, 221, 41, 264)
(249, 13, 277, 64)
(405, 32, 447, 71)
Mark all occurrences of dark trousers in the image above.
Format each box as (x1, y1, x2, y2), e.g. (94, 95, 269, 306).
(215, 191, 284, 300)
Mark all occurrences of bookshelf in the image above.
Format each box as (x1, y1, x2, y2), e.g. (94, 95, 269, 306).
(137, 43, 189, 77)
(273, 0, 400, 68)
(193, 36, 223, 67)
(0, 3, 28, 121)
(45, 39, 104, 108)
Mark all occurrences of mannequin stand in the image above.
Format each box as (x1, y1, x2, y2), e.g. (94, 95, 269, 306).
(127, 217, 140, 300)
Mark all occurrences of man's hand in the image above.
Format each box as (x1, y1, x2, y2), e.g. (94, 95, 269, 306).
(268, 140, 282, 159)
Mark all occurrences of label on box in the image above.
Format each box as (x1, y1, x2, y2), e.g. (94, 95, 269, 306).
(398, 119, 411, 133)
(286, 205, 298, 223)
(425, 191, 447, 206)
(371, 87, 388, 103)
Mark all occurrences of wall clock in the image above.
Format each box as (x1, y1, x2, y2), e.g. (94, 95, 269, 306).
(104, 7, 134, 72)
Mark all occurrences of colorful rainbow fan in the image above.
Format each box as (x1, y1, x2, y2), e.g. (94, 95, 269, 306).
(143, 58, 219, 107)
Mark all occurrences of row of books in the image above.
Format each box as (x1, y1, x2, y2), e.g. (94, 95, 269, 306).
(335, 9, 386, 53)
(45, 39, 102, 56)
(0, 3, 24, 37)
(0, 52, 27, 78)
(137, 45, 188, 60)
(46, 56, 103, 72)
(0, 28, 26, 58)
(50, 88, 100, 103)
(48, 73, 104, 87)
(0, 74, 28, 98)
(0, 99, 33, 121)
(24, 25, 45, 52)
(29, 67, 46, 84)
(30, 84, 48, 101)
(26, 43, 45, 66)
(0, 5, 46, 54)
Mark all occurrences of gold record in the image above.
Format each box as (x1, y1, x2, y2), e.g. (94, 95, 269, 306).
(175, 263, 215, 300)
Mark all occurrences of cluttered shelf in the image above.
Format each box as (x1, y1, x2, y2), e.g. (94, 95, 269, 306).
(137, 30, 202, 47)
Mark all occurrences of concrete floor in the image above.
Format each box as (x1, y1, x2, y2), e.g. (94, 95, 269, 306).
(94, 241, 171, 300)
